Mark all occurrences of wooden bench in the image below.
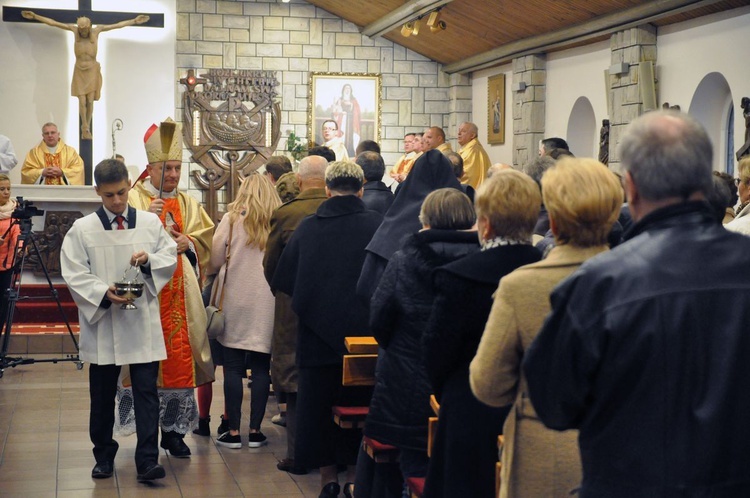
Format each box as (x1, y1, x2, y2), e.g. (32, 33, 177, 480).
(334, 336, 377, 428)
(362, 435, 400, 464)
(496, 435, 505, 498)
(427, 394, 440, 458)
(332, 405, 369, 429)
(342, 336, 378, 387)
(406, 476, 425, 498)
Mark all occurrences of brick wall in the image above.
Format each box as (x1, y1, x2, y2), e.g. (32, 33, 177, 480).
(175, 0, 471, 199)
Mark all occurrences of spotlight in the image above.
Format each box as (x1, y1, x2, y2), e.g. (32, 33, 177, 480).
(412, 19, 422, 36)
(429, 20, 446, 33)
(401, 22, 415, 37)
(426, 10, 441, 28)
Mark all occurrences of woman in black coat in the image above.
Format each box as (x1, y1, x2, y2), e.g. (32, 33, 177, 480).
(363, 188, 479, 490)
(422, 170, 543, 498)
(357, 150, 461, 300)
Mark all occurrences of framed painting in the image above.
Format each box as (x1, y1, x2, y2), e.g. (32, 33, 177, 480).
(487, 74, 505, 145)
(308, 72, 381, 158)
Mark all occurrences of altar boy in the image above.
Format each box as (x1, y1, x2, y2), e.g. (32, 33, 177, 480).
(61, 159, 177, 482)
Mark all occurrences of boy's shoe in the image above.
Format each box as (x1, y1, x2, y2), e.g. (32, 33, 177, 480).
(217, 415, 229, 436)
(247, 432, 267, 448)
(216, 432, 242, 449)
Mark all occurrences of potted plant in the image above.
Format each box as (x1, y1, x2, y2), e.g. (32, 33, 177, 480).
(286, 131, 307, 162)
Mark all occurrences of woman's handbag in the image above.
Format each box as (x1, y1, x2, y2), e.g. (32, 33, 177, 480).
(205, 223, 232, 340)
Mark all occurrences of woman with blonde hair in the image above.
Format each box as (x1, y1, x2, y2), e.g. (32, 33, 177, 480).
(423, 170, 543, 498)
(209, 173, 281, 448)
(470, 157, 623, 497)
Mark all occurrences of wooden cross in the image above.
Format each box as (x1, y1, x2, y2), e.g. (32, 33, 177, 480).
(3, 1, 165, 185)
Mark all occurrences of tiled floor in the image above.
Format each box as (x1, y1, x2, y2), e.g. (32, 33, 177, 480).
(0, 355, 329, 497)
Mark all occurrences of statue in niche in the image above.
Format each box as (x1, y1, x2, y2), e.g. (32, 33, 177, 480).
(21, 10, 149, 140)
(737, 97, 750, 161)
(598, 119, 610, 166)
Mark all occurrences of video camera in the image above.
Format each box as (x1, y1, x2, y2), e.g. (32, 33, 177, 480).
(12, 197, 45, 220)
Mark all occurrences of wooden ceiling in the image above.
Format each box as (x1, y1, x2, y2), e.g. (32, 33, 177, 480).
(304, 0, 750, 73)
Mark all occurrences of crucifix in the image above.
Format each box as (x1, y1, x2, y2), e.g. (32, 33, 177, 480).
(3, 1, 164, 184)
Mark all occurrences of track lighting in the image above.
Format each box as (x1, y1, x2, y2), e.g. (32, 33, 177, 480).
(400, 8, 446, 37)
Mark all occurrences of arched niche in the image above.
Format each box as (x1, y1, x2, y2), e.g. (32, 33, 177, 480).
(688, 72, 734, 173)
(566, 97, 597, 158)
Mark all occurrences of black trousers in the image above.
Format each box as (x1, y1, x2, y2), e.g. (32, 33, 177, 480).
(89, 361, 160, 472)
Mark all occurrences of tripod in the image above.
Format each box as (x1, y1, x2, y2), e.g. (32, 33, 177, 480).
(0, 214, 82, 378)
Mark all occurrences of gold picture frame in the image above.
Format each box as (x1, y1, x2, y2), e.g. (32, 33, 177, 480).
(308, 72, 382, 157)
(487, 74, 506, 145)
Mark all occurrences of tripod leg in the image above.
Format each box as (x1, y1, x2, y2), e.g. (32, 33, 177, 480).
(27, 235, 79, 353)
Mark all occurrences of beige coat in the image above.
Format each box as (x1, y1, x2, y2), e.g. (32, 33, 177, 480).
(470, 244, 608, 498)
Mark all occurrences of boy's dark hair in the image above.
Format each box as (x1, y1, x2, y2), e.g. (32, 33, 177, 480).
(356, 140, 381, 155)
(356, 152, 385, 182)
(308, 145, 336, 163)
(94, 158, 129, 185)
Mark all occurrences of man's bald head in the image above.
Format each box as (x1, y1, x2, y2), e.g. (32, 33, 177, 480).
(298, 155, 328, 181)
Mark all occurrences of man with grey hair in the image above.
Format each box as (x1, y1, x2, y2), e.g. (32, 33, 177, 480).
(357, 151, 393, 216)
(457, 121, 491, 188)
(273, 161, 382, 498)
(523, 110, 750, 497)
(263, 154, 329, 476)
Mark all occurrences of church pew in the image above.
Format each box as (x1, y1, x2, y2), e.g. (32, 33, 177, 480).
(406, 476, 425, 498)
(496, 435, 505, 498)
(334, 336, 378, 429)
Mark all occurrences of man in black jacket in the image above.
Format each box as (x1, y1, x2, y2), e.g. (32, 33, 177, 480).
(357, 151, 394, 216)
(273, 161, 382, 498)
(524, 110, 750, 497)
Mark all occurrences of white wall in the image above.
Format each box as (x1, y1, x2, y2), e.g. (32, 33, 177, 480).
(469, 6, 750, 168)
(472, 63, 513, 165)
(0, 0, 176, 184)
(658, 6, 750, 172)
(546, 41, 610, 156)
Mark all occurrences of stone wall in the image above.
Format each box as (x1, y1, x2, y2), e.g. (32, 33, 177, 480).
(512, 54, 546, 167)
(174, 0, 471, 199)
(608, 25, 657, 171)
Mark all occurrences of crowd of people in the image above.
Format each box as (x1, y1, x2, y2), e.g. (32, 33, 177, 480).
(2, 108, 747, 498)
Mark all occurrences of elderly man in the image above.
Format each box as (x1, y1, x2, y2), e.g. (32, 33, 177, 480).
(457, 122, 491, 189)
(263, 155, 329, 475)
(523, 110, 750, 497)
(22, 122, 84, 185)
(321, 119, 349, 161)
(272, 161, 381, 498)
(127, 118, 215, 459)
(423, 127, 452, 154)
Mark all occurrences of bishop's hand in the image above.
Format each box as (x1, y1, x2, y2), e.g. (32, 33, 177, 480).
(22, 11, 36, 20)
(135, 15, 149, 24)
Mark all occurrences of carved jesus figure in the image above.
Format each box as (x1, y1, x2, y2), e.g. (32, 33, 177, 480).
(21, 11, 149, 140)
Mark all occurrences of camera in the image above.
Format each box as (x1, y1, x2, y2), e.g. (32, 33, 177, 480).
(12, 197, 45, 220)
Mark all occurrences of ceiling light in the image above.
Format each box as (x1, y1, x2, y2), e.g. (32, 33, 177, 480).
(412, 19, 422, 36)
(401, 22, 415, 37)
(429, 20, 446, 33)
(426, 10, 441, 28)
